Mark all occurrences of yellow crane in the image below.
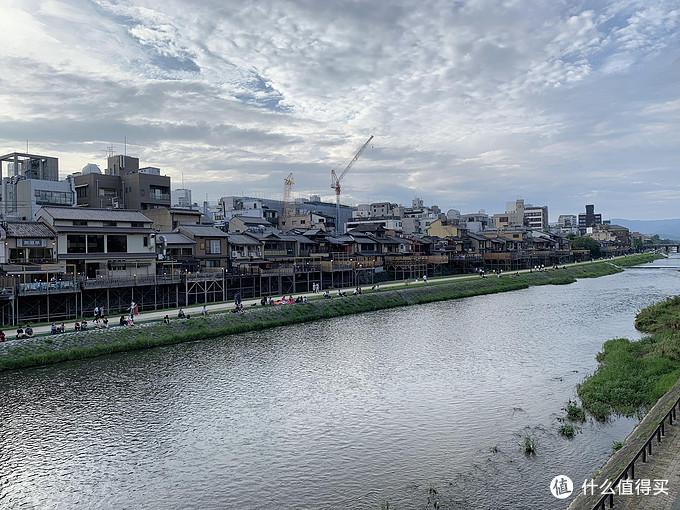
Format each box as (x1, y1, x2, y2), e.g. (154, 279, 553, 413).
(330, 135, 374, 232)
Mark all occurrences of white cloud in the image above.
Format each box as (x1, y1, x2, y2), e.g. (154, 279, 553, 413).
(0, 0, 679, 218)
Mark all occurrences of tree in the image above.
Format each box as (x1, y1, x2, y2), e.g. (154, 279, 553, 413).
(570, 236, 601, 258)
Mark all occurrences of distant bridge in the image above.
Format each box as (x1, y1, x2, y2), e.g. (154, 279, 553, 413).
(649, 244, 680, 253)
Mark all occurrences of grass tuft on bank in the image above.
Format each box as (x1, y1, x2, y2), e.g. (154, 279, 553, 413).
(578, 295, 680, 421)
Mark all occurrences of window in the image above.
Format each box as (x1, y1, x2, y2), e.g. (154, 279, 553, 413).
(107, 235, 127, 253)
(34, 189, 73, 205)
(131, 222, 144, 228)
(9, 248, 25, 262)
(103, 221, 117, 227)
(67, 235, 87, 253)
(143, 235, 148, 247)
(87, 235, 105, 253)
(206, 239, 221, 254)
(73, 220, 88, 226)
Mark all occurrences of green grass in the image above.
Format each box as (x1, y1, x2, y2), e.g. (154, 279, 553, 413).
(0, 254, 661, 372)
(578, 296, 680, 421)
(564, 400, 586, 422)
(612, 440, 624, 451)
(560, 423, 578, 439)
(521, 435, 538, 455)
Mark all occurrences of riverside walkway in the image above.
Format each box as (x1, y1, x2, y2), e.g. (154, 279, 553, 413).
(615, 421, 680, 510)
(0, 256, 642, 339)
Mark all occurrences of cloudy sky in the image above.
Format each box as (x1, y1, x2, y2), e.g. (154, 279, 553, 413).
(1, 0, 679, 219)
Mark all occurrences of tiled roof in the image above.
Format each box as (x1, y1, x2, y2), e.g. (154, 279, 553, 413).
(2, 222, 55, 238)
(156, 232, 195, 245)
(227, 234, 261, 246)
(179, 224, 228, 237)
(230, 217, 272, 226)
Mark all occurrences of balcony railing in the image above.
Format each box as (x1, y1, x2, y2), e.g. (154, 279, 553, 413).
(148, 191, 171, 201)
(18, 280, 78, 295)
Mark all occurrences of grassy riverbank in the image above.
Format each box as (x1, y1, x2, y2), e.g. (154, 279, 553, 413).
(578, 295, 680, 421)
(0, 254, 661, 372)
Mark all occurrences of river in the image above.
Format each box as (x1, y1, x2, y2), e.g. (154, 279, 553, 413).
(1, 256, 679, 509)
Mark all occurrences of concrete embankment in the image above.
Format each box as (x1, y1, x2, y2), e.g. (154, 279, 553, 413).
(0, 254, 659, 372)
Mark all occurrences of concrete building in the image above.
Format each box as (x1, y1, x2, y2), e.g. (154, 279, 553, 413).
(0, 152, 74, 220)
(0, 152, 59, 181)
(558, 215, 577, 228)
(173, 188, 192, 208)
(578, 204, 603, 231)
(524, 205, 549, 230)
(460, 211, 490, 232)
(73, 154, 171, 210)
(35, 206, 156, 278)
(220, 195, 352, 233)
(2, 177, 75, 221)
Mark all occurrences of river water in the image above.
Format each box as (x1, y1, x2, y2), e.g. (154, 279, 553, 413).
(1, 257, 679, 510)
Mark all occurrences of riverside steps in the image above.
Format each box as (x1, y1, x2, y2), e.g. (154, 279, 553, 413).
(0, 254, 659, 371)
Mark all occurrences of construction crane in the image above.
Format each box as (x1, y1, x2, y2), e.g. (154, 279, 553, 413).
(330, 135, 374, 232)
(281, 172, 295, 229)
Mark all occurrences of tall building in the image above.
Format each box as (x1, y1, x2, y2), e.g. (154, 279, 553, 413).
(578, 204, 603, 231)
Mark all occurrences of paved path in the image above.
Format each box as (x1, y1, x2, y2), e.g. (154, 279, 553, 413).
(3, 257, 627, 339)
(613, 422, 680, 510)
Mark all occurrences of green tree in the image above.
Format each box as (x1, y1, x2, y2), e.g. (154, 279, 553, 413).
(570, 236, 601, 258)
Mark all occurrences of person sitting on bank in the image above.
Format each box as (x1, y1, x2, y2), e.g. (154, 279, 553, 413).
(16, 327, 25, 339)
(163, 315, 170, 325)
(25, 325, 33, 337)
(260, 296, 267, 306)
(119, 315, 126, 327)
(75, 322, 81, 332)
(0, 330, 5, 342)
(80, 321, 88, 331)
(178, 308, 186, 319)
(50, 322, 58, 335)
(201, 305, 208, 316)
(103, 317, 109, 328)
(323, 290, 331, 299)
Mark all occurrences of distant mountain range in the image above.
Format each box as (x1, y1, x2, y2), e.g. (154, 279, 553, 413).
(611, 219, 680, 241)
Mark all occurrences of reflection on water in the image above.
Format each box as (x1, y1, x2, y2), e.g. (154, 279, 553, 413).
(1, 256, 679, 509)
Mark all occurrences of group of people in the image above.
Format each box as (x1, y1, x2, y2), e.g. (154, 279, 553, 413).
(16, 325, 34, 339)
(50, 322, 66, 334)
(119, 315, 134, 327)
(260, 295, 308, 306)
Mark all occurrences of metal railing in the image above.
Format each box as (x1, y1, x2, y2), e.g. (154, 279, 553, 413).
(18, 280, 78, 294)
(592, 396, 680, 510)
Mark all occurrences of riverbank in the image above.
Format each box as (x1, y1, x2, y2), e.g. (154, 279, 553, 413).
(578, 294, 680, 421)
(0, 254, 660, 372)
